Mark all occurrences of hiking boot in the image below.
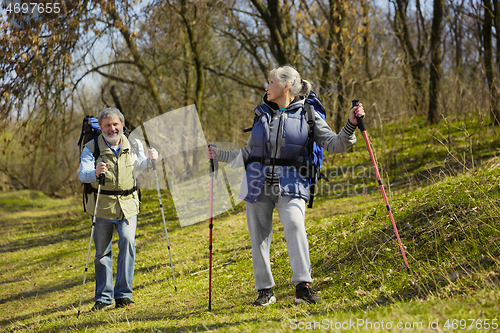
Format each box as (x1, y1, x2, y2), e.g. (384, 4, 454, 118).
(253, 288, 276, 306)
(115, 298, 135, 308)
(91, 301, 111, 311)
(295, 282, 322, 304)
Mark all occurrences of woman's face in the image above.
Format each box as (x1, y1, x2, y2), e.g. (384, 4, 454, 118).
(265, 78, 285, 103)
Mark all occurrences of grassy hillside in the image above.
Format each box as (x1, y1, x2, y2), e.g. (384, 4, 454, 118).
(1, 117, 499, 332)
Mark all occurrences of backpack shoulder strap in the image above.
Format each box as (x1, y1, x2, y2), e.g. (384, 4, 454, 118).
(243, 104, 268, 133)
(243, 114, 259, 133)
(305, 101, 315, 125)
(305, 102, 315, 156)
(82, 135, 100, 213)
(85, 136, 101, 166)
(93, 138, 100, 162)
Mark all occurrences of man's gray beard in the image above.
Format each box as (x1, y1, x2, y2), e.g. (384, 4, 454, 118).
(103, 129, 123, 144)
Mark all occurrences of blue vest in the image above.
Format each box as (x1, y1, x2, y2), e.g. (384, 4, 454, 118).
(240, 102, 311, 203)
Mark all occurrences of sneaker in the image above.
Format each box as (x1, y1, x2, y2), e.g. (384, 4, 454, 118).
(253, 288, 276, 306)
(295, 282, 322, 304)
(91, 301, 111, 311)
(115, 298, 135, 308)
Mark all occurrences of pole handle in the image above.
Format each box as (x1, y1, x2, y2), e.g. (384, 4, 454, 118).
(208, 144, 218, 179)
(99, 160, 106, 185)
(210, 158, 214, 174)
(352, 99, 366, 132)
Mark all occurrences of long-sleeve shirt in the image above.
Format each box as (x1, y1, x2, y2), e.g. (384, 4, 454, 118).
(78, 137, 148, 183)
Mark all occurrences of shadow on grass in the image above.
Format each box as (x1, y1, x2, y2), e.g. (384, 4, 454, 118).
(0, 208, 185, 255)
(0, 276, 95, 307)
(122, 318, 285, 333)
(1, 283, 285, 333)
(309, 175, 500, 313)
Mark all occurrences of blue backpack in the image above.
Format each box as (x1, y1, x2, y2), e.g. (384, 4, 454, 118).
(77, 115, 101, 155)
(304, 91, 329, 208)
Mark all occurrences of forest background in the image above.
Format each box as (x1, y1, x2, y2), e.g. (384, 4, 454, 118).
(1, 0, 498, 196)
(2, 1, 500, 332)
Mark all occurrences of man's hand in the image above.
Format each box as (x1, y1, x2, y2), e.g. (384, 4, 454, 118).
(95, 161, 108, 178)
(147, 147, 159, 161)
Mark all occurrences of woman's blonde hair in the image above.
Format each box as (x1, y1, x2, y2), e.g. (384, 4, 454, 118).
(268, 65, 312, 97)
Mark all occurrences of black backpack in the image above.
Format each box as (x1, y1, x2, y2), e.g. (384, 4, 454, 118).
(77, 115, 141, 211)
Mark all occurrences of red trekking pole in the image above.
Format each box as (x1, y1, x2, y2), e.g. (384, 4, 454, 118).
(353, 100, 410, 274)
(208, 144, 218, 310)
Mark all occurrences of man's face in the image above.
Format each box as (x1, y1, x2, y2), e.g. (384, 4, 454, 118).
(101, 116, 124, 145)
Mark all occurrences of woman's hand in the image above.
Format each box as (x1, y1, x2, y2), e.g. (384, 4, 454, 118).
(206, 145, 220, 159)
(348, 103, 365, 126)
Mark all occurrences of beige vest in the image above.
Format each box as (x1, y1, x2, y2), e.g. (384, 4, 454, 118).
(85, 134, 140, 219)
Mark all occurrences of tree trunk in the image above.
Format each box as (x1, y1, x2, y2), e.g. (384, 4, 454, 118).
(483, 0, 500, 125)
(333, 0, 348, 133)
(179, 0, 206, 117)
(103, 1, 167, 115)
(394, 0, 425, 113)
(427, 0, 444, 124)
(449, 0, 464, 109)
(493, 0, 500, 75)
(362, 0, 372, 81)
(318, 0, 336, 97)
(250, 0, 297, 66)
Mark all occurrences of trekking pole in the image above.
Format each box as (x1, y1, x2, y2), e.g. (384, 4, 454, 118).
(77, 164, 106, 318)
(353, 100, 411, 274)
(207, 144, 218, 311)
(151, 157, 177, 291)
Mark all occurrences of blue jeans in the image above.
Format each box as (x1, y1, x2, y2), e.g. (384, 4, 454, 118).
(93, 215, 137, 304)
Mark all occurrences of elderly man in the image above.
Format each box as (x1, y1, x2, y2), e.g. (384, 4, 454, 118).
(78, 108, 158, 311)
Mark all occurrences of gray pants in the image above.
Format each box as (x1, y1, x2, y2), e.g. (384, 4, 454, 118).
(245, 184, 312, 290)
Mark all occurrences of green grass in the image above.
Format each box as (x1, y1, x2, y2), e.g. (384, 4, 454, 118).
(1, 117, 500, 332)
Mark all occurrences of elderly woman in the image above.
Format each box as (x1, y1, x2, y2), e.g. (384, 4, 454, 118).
(207, 65, 365, 306)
